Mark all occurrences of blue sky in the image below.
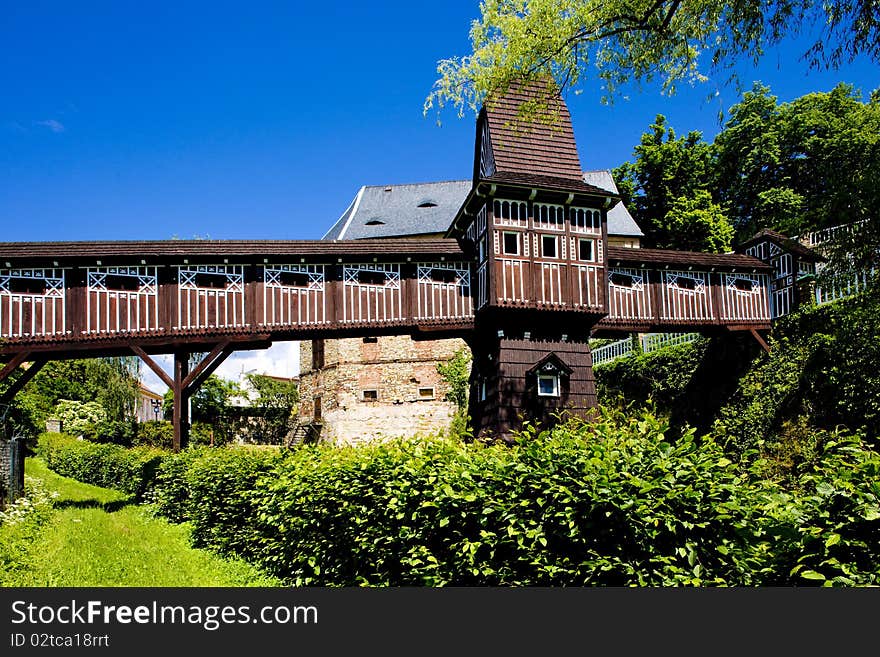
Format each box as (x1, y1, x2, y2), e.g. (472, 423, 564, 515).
(2, 1, 876, 387)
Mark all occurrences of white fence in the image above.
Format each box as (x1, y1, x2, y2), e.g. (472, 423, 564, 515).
(592, 332, 700, 366)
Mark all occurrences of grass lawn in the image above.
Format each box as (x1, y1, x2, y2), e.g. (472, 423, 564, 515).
(0, 458, 282, 587)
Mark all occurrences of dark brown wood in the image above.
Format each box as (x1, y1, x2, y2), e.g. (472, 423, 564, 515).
(184, 344, 235, 393)
(0, 358, 47, 405)
(132, 346, 173, 389)
(750, 328, 772, 354)
(172, 351, 189, 452)
(0, 352, 30, 384)
(182, 341, 231, 391)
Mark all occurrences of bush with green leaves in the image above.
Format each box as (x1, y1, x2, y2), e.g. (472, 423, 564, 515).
(36, 433, 165, 501)
(145, 406, 880, 586)
(52, 400, 106, 437)
(135, 421, 175, 449)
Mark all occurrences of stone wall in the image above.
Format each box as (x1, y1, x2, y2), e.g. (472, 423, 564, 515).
(299, 335, 470, 445)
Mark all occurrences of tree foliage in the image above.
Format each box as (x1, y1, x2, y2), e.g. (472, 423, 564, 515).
(426, 0, 880, 117)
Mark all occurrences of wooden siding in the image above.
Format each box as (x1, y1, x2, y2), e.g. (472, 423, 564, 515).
(607, 268, 652, 320)
(342, 263, 404, 323)
(176, 265, 246, 330)
(719, 273, 771, 322)
(0, 268, 66, 339)
(86, 266, 159, 334)
(660, 270, 714, 322)
(262, 264, 327, 326)
(416, 262, 473, 320)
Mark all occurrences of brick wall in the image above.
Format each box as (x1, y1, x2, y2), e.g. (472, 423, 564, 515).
(299, 335, 469, 445)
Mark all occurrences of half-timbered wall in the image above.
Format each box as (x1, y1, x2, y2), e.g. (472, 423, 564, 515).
(0, 268, 66, 338)
(416, 262, 472, 320)
(719, 273, 772, 322)
(86, 266, 159, 334)
(176, 265, 246, 330)
(660, 271, 714, 322)
(607, 268, 652, 320)
(262, 264, 327, 327)
(342, 263, 403, 323)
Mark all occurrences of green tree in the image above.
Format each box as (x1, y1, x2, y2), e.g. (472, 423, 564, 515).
(242, 374, 299, 444)
(663, 191, 735, 253)
(437, 348, 472, 411)
(612, 114, 715, 248)
(162, 375, 240, 425)
(426, 0, 880, 117)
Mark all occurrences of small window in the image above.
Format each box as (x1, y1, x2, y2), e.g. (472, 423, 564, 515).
(358, 270, 387, 286)
(312, 339, 325, 369)
(363, 336, 378, 344)
(578, 239, 594, 262)
(480, 380, 487, 401)
(104, 274, 142, 292)
(361, 389, 378, 401)
(278, 271, 311, 288)
(537, 374, 560, 397)
(503, 232, 519, 256)
(8, 277, 48, 295)
(365, 218, 385, 226)
(674, 276, 697, 290)
(417, 201, 438, 208)
(418, 387, 435, 400)
(314, 396, 322, 421)
(541, 235, 557, 259)
(732, 278, 754, 292)
(193, 273, 230, 289)
(610, 272, 634, 287)
(478, 236, 487, 262)
(430, 268, 459, 284)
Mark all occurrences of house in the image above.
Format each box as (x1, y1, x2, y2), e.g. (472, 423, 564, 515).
(298, 172, 643, 444)
(135, 383, 164, 423)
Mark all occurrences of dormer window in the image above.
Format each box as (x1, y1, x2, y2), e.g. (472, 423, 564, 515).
(417, 200, 438, 208)
(537, 374, 560, 397)
(365, 218, 385, 226)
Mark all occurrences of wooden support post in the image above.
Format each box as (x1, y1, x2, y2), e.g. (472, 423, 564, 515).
(172, 351, 190, 452)
(750, 328, 771, 354)
(0, 352, 30, 385)
(0, 358, 47, 405)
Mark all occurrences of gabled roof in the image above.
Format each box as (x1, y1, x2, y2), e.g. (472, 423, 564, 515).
(737, 228, 825, 262)
(527, 352, 573, 376)
(322, 181, 471, 241)
(479, 79, 584, 183)
(582, 170, 643, 238)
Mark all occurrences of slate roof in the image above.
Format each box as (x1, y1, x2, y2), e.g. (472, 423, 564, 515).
(582, 170, 644, 238)
(322, 180, 471, 241)
(737, 228, 825, 262)
(482, 79, 584, 181)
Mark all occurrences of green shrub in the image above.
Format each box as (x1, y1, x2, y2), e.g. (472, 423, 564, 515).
(144, 447, 210, 523)
(135, 421, 175, 449)
(36, 433, 165, 501)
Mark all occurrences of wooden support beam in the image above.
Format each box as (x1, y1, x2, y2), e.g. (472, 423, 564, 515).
(0, 352, 30, 384)
(185, 344, 236, 394)
(0, 358, 47, 405)
(750, 328, 771, 354)
(172, 351, 190, 453)
(182, 341, 231, 391)
(131, 346, 173, 389)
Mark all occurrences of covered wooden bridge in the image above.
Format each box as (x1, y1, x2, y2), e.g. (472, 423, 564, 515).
(0, 81, 781, 444)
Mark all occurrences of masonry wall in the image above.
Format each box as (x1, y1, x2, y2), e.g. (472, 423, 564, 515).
(299, 335, 469, 445)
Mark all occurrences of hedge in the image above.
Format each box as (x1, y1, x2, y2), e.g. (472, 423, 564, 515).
(36, 433, 165, 501)
(145, 407, 880, 586)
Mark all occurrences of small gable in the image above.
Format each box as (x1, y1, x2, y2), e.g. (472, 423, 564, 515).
(526, 352, 573, 377)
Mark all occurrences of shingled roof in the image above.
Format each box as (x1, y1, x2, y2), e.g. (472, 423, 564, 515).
(479, 79, 584, 183)
(607, 246, 771, 272)
(322, 180, 471, 241)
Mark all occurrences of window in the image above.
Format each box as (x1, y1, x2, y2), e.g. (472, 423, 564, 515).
(361, 389, 378, 401)
(418, 387, 435, 400)
(362, 336, 378, 344)
(312, 339, 325, 369)
(674, 276, 697, 290)
(732, 278, 754, 292)
(503, 232, 520, 256)
(610, 272, 634, 287)
(313, 396, 322, 421)
(537, 374, 560, 397)
(480, 380, 487, 401)
(478, 236, 487, 262)
(358, 270, 387, 286)
(578, 239, 594, 262)
(541, 235, 557, 259)
(430, 268, 459, 284)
